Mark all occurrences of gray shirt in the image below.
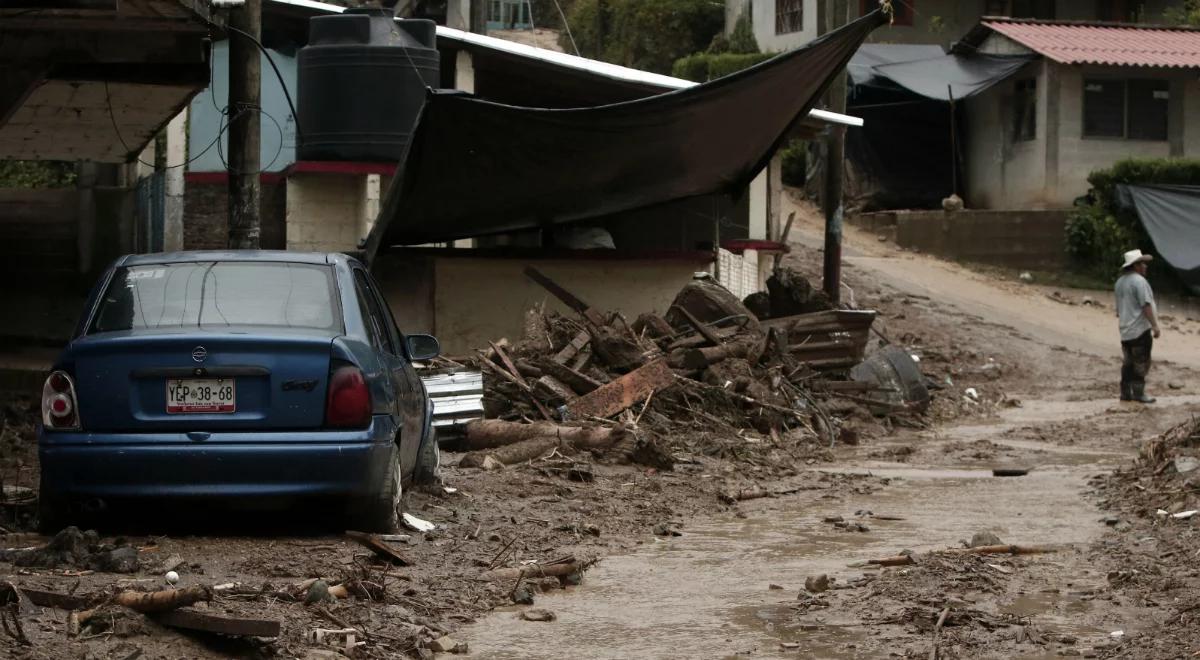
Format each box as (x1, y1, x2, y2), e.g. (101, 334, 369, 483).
(1115, 272, 1156, 342)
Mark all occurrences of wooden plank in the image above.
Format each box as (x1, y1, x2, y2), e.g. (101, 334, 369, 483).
(553, 330, 590, 365)
(523, 266, 606, 327)
(565, 359, 674, 419)
(490, 342, 553, 420)
(345, 531, 414, 566)
(537, 359, 602, 395)
(152, 609, 281, 638)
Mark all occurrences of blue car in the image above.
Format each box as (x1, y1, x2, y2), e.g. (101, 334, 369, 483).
(37, 251, 441, 532)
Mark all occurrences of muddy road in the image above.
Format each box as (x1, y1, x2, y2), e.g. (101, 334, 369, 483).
(457, 204, 1200, 659)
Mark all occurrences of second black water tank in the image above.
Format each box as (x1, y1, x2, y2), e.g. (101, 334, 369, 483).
(297, 8, 439, 162)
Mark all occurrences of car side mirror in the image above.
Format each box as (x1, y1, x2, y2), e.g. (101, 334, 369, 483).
(407, 334, 440, 361)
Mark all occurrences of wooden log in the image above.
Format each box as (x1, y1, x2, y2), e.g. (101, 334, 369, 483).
(718, 487, 770, 504)
(113, 586, 210, 613)
(632, 313, 674, 339)
(476, 350, 553, 420)
(18, 588, 95, 611)
(867, 555, 915, 567)
(677, 333, 765, 370)
(537, 359, 602, 395)
(462, 437, 559, 466)
(565, 359, 675, 420)
(344, 531, 414, 566)
(479, 560, 582, 582)
(513, 360, 543, 379)
(153, 609, 281, 638)
(463, 420, 623, 451)
(589, 324, 645, 372)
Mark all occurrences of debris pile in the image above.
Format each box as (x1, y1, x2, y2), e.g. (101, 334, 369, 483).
(440, 266, 931, 472)
(1100, 417, 1200, 518)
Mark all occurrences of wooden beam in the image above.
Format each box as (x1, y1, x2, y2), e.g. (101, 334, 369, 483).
(153, 609, 282, 638)
(565, 359, 673, 419)
(523, 266, 606, 327)
(344, 531, 414, 566)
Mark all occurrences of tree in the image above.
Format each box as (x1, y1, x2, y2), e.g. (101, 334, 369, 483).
(0, 161, 76, 189)
(563, 0, 725, 74)
(1164, 0, 1200, 25)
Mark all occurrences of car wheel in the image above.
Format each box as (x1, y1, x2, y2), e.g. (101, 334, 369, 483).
(413, 427, 440, 485)
(350, 445, 402, 533)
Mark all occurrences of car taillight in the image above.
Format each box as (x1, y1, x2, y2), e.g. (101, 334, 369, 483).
(325, 365, 371, 429)
(42, 370, 80, 430)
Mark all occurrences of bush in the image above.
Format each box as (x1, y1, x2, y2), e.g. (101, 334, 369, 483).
(0, 160, 76, 188)
(1066, 157, 1200, 283)
(671, 52, 773, 82)
(564, 0, 724, 74)
(779, 139, 807, 187)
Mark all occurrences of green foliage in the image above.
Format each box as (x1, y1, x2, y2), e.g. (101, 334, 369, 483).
(563, 0, 725, 74)
(1163, 0, 1200, 25)
(779, 139, 807, 187)
(1065, 157, 1200, 282)
(727, 7, 759, 54)
(0, 161, 76, 189)
(671, 52, 773, 82)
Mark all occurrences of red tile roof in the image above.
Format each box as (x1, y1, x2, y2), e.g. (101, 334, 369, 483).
(980, 19, 1200, 68)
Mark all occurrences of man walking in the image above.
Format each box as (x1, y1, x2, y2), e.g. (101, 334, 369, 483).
(1115, 249, 1161, 403)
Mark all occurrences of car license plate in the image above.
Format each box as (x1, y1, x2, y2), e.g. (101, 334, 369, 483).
(166, 378, 236, 414)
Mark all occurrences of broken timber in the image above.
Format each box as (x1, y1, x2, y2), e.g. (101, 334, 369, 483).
(564, 359, 674, 419)
(345, 531, 414, 566)
(524, 266, 606, 327)
(153, 609, 281, 638)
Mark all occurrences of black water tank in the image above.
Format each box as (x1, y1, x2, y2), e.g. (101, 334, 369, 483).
(297, 8, 439, 162)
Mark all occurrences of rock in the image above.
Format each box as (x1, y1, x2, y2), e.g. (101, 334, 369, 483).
(652, 522, 682, 537)
(480, 455, 504, 471)
(511, 585, 535, 605)
(1169, 382, 1184, 390)
(305, 580, 335, 605)
(1174, 456, 1200, 474)
(768, 584, 784, 590)
(414, 649, 435, 660)
(520, 608, 557, 622)
(560, 570, 584, 587)
(1102, 517, 1121, 526)
(969, 531, 1003, 548)
(941, 194, 963, 212)
(1019, 271, 1033, 282)
(86, 546, 140, 573)
(804, 574, 830, 593)
(583, 524, 601, 537)
(536, 577, 561, 592)
(429, 636, 463, 653)
(1113, 521, 1132, 533)
(822, 515, 844, 523)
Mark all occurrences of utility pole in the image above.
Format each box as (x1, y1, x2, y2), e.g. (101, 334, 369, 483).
(227, 0, 262, 249)
(821, 0, 848, 304)
(469, 0, 487, 34)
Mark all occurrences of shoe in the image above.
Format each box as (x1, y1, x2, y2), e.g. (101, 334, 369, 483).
(1131, 384, 1156, 404)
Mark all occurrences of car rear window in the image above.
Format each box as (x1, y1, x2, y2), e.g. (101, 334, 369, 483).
(89, 262, 341, 334)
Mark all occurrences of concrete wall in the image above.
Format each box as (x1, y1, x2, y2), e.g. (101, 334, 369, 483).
(883, 209, 1070, 269)
(285, 172, 391, 252)
(739, 0, 820, 53)
(964, 60, 1050, 209)
(374, 252, 710, 354)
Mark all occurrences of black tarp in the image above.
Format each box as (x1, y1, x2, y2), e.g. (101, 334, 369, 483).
(869, 53, 1033, 101)
(1117, 184, 1200, 294)
(367, 9, 887, 255)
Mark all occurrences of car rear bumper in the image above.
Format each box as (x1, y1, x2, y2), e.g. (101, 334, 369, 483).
(39, 419, 396, 501)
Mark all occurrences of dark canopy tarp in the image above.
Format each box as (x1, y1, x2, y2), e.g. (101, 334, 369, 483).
(847, 43, 944, 87)
(1117, 184, 1200, 294)
(367, 9, 887, 254)
(870, 53, 1034, 100)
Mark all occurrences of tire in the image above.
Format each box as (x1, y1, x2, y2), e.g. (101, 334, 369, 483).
(349, 445, 402, 533)
(413, 426, 440, 485)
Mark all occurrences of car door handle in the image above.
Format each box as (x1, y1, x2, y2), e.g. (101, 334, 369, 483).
(187, 431, 211, 442)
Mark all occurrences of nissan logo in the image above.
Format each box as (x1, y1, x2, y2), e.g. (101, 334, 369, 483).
(191, 346, 208, 363)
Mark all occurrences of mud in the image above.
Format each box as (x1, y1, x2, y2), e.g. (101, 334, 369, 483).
(1, 200, 1198, 659)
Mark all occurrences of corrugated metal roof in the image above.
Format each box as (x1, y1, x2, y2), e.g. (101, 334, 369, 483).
(982, 19, 1200, 68)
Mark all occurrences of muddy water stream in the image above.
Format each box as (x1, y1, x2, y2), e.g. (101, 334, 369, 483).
(459, 398, 1198, 659)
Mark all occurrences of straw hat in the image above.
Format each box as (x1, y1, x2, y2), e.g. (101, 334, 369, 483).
(1121, 249, 1153, 269)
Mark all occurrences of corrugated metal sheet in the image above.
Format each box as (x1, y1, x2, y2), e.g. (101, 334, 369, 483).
(983, 20, 1200, 69)
(422, 370, 484, 431)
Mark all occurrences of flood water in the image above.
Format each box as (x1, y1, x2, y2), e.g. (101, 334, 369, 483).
(458, 398, 1157, 659)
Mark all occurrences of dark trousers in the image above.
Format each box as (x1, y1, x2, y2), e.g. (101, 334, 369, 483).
(1120, 330, 1154, 391)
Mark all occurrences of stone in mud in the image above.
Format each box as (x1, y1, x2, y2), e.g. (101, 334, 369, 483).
(804, 574, 830, 593)
(511, 585, 535, 605)
(768, 584, 784, 590)
(520, 608, 557, 622)
(969, 531, 1003, 548)
(86, 546, 139, 573)
(822, 515, 844, 523)
(560, 570, 584, 587)
(429, 636, 463, 653)
(653, 522, 682, 537)
(305, 580, 335, 605)
(1174, 456, 1200, 474)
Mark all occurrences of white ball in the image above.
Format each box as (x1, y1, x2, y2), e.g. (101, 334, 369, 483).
(165, 571, 180, 584)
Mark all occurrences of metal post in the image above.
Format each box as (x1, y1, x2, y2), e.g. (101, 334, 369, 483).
(227, 0, 262, 249)
(821, 0, 848, 304)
